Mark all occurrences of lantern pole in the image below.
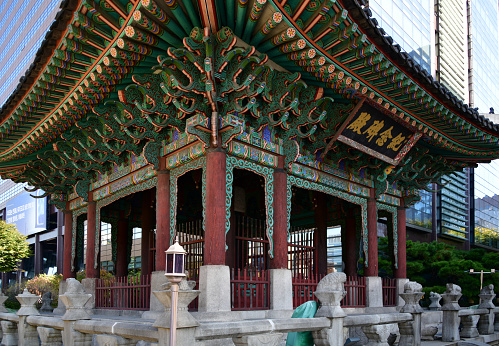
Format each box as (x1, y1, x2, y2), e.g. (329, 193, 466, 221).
(169, 276, 181, 345)
(466, 268, 496, 304)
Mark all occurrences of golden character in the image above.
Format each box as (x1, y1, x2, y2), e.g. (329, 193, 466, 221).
(376, 126, 393, 146)
(346, 112, 371, 134)
(363, 120, 384, 142)
(387, 133, 407, 151)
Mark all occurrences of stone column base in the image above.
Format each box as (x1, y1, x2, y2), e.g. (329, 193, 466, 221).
(81, 278, 96, 310)
(198, 265, 231, 312)
(268, 269, 293, 317)
(142, 271, 169, 320)
(365, 277, 383, 309)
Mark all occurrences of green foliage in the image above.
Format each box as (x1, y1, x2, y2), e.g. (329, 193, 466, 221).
(0, 221, 31, 272)
(25, 274, 63, 307)
(474, 226, 499, 248)
(379, 240, 499, 306)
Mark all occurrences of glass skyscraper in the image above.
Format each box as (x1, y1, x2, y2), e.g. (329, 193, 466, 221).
(470, 0, 499, 112)
(470, 0, 499, 250)
(369, 0, 433, 73)
(0, 0, 60, 106)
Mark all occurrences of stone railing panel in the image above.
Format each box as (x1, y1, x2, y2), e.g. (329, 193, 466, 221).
(95, 334, 138, 345)
(62, 329, 92, 345)
(38, 326, 63, 346)
(74, 320, 159, 342)
(1, 320, 18, 346)
(232, 333, 283, 346)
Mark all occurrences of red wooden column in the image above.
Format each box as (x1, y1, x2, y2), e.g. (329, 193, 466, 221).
(314, 192, 328, 276)
(155, 167, 170, 272)
(141, 189, 154, 275)
(365, 188, 378, 277)
(394, 199, 407, 278)
(344, 207, 357, 277)
(204, 149, 227, 265)
(270, 158, 288, 269)
(116, 212, 129, 277)
(63, 204, 75, 279)
(86, 197, 99, 278)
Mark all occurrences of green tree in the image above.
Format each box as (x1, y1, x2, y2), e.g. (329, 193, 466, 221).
(0, 221, 31, 272)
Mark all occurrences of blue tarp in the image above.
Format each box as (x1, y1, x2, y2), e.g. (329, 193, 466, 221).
(286, 301, 318, 346)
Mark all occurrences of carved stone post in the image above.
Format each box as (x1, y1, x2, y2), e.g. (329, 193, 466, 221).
(477, 284, 496, 335)
(59, 278, 92, 346)
(1, 321, 18, 346)
(441, 283, 462, 342)
(153, 277, 200, 346)
(38, 326, 63, 346)
(16, 289, 40, 346)
(95, 334, 137, 345)
(428, 292, 442, 311)
(398, 281, 424, 346)
(0, 293, 8, 312)
(312, 272, 347, 346)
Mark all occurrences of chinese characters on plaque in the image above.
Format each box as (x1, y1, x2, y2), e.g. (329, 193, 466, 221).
(338, 103, 418, 165)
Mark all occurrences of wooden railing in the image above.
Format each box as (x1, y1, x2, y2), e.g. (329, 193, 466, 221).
(95, 274, 151, 310)
(341, 275, 366, 308)
(292, 273, 324, 308)
(231, 268, 269, 310)
(382, 277, 397, 307)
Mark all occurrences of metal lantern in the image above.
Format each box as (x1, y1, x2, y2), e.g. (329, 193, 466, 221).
(165, 237, 186, 280)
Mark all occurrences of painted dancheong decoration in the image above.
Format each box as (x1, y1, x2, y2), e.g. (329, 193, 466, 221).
(0, 0, 497, 311)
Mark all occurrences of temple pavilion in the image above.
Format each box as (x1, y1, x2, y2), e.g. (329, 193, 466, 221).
(0, 0, 498, 313)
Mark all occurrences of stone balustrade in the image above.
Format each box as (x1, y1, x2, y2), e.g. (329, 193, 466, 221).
(0, 277, 496, 345)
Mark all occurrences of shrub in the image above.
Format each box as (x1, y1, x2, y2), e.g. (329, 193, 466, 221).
(4, 281, 25, 310)
(25, 274, 62, 307)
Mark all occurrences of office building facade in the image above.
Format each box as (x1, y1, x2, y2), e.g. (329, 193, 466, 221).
(367, 0, 499, 251)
